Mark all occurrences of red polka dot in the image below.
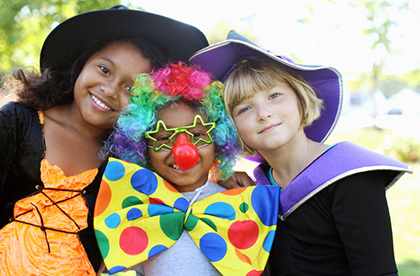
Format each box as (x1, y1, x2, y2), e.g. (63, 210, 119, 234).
(94, 180, 111, 217)
(149, 197, 165, 205)
(228, 220, 259, 249)
(119, 227, 148, 255)
(246, 270, 263, 276)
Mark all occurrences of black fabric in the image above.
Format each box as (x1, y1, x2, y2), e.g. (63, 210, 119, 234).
(0, 101, 103, 271)
(40, 7, 209, 70)
(267, 171, 398, 276)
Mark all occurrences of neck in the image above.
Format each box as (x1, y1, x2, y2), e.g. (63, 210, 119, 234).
(60, 103, 110, 142)
(258, 131, 328, 190)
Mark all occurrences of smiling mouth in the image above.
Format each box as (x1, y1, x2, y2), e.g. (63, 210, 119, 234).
(259, 123, 281, 134)
(169, 164, 180, 169)
(91, 94, 114, 111)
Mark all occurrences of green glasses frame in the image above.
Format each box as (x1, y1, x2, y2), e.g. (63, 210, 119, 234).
(145, 114, 216, 152)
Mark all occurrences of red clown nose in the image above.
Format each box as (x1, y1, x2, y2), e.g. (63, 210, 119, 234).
(171, 134, 199, 170)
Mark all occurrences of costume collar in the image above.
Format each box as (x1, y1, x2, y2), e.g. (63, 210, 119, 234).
(254, 141, 412, 220)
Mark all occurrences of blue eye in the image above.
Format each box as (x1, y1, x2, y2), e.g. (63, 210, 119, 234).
(238, 106, 251, 115)
(270, 93, 280, 99)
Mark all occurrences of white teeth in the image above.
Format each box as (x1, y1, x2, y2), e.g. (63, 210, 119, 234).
(91, 95, 112, 111)
(170, 164, 180, 169)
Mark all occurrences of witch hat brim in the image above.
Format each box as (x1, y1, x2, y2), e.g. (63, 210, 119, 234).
(190, 30, 343, 163)
(40, 6, 208, 71)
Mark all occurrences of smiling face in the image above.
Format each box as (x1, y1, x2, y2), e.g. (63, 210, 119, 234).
(72, 41, 152, 130)
(232, 83, 303, 154)
(147, 102, 216, 192)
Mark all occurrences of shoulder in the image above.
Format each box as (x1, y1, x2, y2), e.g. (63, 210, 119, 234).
(0, 101, 37, 118)
(0, 101, 41, 142)
(207, 181, 227, 192)
(201, 182, 227, 198)
(325, 170, 386, 197)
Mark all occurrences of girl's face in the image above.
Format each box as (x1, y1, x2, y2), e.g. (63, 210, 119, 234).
(232, 83, 302, 153)
(73, 41, 152, 130)
(147, 102, 216, 192)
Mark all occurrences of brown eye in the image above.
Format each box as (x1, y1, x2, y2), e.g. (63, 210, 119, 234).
(124, 86, 132, 94)
(99, 65, 110, 75)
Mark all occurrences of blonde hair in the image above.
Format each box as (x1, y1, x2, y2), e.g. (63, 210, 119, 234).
(224, 58, 324, 156)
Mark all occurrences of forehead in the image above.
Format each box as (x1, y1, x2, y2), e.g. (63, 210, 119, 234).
(89, 42, 151, 66)
(157, 102, 208, 127)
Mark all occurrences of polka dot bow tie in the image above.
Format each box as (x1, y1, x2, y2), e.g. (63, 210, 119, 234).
(94, 158, 280, 275)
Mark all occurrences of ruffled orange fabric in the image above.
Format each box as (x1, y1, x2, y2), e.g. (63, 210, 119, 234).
(0, 159, 98, 276)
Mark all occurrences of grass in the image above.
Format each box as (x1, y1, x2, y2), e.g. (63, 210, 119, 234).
(236, 127, 420, 275)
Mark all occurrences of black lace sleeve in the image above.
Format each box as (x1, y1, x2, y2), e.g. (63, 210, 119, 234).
(0, 102, 44, 227)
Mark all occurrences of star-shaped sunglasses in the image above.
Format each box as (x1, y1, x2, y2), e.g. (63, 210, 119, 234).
(146, 115, 216, 152)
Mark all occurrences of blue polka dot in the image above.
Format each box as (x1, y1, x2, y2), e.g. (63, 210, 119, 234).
(204, 202, 236, 220)
(131, 169, 158, 195)
(148, 245, 167, 258)
(127, 208, 143, 221)
(174, 197, 189, 212)
(109, 266, 127, 274)
(200, 233, 227, 262)
(263, 230, 276, 252)
(148, 204, 174, 216)
(251, 186, 280, 226)
(105, 213, 121, 229)
(104, 160, 125, 181)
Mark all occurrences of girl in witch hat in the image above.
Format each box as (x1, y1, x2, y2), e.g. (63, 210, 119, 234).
(0, 5, 209, 275)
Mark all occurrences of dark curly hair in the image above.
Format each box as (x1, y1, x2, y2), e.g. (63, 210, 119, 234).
(10, 37, 168, 110)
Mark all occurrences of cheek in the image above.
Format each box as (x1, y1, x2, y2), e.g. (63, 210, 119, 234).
(120, 94, 131, 108)
(200, 145, 216, 164)
(147, 150, 160, 168)
(233, 118, 250, 136)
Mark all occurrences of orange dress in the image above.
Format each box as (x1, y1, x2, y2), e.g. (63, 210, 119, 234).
(0, 110, 99, 275)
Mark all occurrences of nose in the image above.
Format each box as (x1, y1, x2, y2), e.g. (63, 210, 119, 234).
(171, 134, 199, 170)
(101, 82, 118, 99)
(257, 106, 273, 122)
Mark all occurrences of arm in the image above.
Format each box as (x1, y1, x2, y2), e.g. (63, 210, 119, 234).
(0, 102, 44, 227)
(217, 171, 255, 189)
(0, 102, 20, 190)
(331, 171, 398, 276)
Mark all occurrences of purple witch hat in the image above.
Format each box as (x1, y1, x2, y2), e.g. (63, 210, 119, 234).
(190, 30, 343, 163)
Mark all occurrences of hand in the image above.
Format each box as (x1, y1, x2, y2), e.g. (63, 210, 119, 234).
(218, 171, 255, 189)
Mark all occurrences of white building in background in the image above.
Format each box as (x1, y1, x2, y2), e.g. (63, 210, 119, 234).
(337, 88, 420, 136)
(385, 88, 420, 115)
(375, 89, 420, 137)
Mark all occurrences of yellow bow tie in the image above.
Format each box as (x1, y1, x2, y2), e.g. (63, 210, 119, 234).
(94, 158, 280, 275)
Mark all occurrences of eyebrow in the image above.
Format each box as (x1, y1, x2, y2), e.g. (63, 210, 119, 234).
(98, 57, 115, 67)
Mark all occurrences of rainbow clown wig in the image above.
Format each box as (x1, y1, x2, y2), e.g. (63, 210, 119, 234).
(108, 62, 241, 181)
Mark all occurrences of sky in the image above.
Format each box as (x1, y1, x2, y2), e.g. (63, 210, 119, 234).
(129, 0, 420, 79)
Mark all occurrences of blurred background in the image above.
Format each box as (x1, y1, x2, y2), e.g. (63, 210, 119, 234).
(1, 0, 419, 274)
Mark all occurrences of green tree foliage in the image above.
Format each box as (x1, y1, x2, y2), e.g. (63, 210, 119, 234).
(205, 20, 259, 45)
(361, 0, 409, 93)
(0, 0, 123, 73)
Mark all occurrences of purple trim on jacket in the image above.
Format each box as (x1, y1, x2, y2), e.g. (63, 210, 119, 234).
(253, 141, 412, 220)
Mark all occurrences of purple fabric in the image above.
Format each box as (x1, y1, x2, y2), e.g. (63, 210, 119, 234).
(190, 40, 342, 163)
(253, 142, 411, 219)
(253, 165, 271, 186)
